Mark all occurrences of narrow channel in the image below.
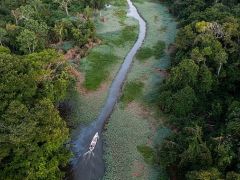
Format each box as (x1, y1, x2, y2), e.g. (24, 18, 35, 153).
(69, 0, 146, 179)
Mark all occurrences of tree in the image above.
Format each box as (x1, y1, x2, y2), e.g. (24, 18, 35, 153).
(19, 5, 36, 20)
(0, 28, 7, 45)
(24, 19, 49, 49)
(11, 8, 22, 25)
(197, 65, 213, 93)
(226, 101, 240, 138)
(172, 86, 197, 117)
(54, 0, 72, 16)
(17, 29, 38, 53)
(30, 0, 43, 11)
(176, 25, 196, 50)
(0, 99, 70, 179)
(180, 126, 212, 168)
(214, 142, 235, 171)
(186, 168, 222, 180)
(53, 22, 66, 43)
(168, 59, 199, 89)
(0, 49, 71, 179)
(226, 172, 240, 180)
(194, 33, 228, 76)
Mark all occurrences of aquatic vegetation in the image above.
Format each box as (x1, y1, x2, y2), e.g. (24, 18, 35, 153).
(84, 51, 118, 90)
(114, 9, 127, 24)
(137, 145, 156, 165)
(153, 40, 166, 59)
(103, 108, 151, 180)
(121, 81, 144, 104)
(110, 25, 138, 46)
(136, 47, 154, 61)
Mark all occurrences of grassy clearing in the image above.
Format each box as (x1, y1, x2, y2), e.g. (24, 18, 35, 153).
(136, 47, 154, 61)
(84, 52, 118, 90)
(120, 81, 144, 104)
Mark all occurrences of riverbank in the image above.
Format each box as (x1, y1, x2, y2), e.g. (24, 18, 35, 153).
(103, 0, 177, 179)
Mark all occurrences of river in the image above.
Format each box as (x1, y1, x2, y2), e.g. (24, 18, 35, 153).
(68, 0, 146, 179)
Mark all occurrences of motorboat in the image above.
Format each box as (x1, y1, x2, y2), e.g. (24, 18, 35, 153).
(89, 132, 99, 152)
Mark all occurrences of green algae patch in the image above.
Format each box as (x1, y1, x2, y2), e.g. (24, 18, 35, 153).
(114, 9, 127, 25)
(136, 47, 154, 61)
(137, 145, 157, 165)
(109, 25, 138, 46)
(84, 52, 118, 90)
(153, 40, 166, 59)
(121, 81, 144, 104)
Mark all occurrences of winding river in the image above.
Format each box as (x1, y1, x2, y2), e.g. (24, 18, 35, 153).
(69, 0, 146, 179)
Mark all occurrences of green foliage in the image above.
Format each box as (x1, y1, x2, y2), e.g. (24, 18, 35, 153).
(136, 47, 153, 61)
(214, 143, 235, 171)
(0, 46, 10, 54)
(71, 18, 96, 46)
(54, 0, 72, 16)
(226, 102, 240, 139)
(84, 51, 118, 90)
(158, 135, 181, 168)
(186, 168, 222, 180)
(24, 19, 49, 49)
(157, 0, 240, 179)
(120, 81, 144, 104)
(1, 0, 96, 54)
(171, 86, 197, 117)
(168, 59, 199, 89)
(0, 28, 7, 45)
(159, 86, 197, 117)
(226, 172, 240, 180)
(17, 29, 38, 53)
(0, 6, 95, 178)
(0, 49, 71, 179)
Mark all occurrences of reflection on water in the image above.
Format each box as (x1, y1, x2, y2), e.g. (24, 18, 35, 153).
(69, 0, 146, 179)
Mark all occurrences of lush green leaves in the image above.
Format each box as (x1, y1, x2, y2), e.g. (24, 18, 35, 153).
(0, 49, 71, 179)
(157, 0, 240, 179)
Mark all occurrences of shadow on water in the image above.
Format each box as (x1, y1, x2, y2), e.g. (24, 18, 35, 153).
(68, 0, 146, 179)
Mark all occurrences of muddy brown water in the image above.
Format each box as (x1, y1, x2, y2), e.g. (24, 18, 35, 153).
(68, 0, 146, 179)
